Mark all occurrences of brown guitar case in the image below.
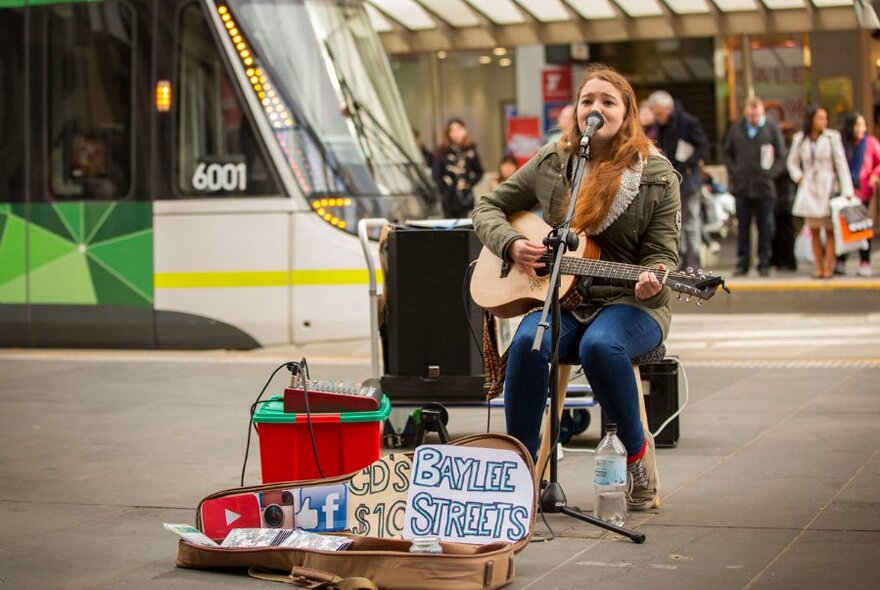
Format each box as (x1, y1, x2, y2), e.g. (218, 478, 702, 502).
(175, 434, 536, 590)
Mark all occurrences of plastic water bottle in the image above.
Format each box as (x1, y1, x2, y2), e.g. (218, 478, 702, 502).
(594, 423, 627, 526)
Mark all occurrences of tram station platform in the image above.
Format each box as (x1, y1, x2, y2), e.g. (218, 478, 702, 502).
(671, 238, 880, 315)
(1, 311, 879, 589)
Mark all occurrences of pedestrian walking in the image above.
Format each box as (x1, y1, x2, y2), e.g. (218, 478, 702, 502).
(786, 106, 854, 278)
(835, 112, 880, 276)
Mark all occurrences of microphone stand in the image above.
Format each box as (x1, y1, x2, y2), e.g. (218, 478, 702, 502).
(531, 128, 646, 544)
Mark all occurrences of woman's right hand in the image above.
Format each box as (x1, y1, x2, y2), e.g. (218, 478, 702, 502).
(508, 239, 548, 270)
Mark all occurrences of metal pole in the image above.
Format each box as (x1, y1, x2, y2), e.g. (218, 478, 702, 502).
(742, 34, 755, 100)
(358, 218, 389, 381)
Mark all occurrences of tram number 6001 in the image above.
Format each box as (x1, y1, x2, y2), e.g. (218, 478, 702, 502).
(192, 162, 247, 192)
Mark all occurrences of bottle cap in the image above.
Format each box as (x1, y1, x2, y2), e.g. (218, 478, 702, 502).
(606, 423, 617, 434)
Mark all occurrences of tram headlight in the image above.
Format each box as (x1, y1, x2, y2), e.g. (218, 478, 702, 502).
(155, 80, 172, 113)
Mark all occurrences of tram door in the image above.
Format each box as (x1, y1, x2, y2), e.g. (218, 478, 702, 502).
(151, 0, 288, 348)
(0, 1, 156, 347)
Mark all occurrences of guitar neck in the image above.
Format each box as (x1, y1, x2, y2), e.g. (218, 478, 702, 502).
(559, 256, 672, 286)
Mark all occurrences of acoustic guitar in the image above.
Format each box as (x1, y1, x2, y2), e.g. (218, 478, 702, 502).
(470, 211, 727, 318)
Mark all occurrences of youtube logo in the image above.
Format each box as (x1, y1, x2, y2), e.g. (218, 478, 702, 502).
(200, 493, 262, 540)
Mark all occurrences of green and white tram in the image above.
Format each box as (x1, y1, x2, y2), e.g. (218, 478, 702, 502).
(0, 0, 437, 348)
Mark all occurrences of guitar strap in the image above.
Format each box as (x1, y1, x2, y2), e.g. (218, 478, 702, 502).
(482, 312, 508, 400)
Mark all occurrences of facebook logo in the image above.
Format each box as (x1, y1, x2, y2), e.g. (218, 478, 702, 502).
(294, 484, 348, 532)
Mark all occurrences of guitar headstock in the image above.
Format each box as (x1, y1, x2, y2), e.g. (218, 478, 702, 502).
(668, 268, 730, 305)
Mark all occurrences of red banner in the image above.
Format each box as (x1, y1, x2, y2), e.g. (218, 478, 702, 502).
(542, 68, 573, 103)
(506, 116, 543, 167)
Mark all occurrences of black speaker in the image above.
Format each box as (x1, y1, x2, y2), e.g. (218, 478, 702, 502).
(601, 359, 680, 448)
(381, 228, 485, 400)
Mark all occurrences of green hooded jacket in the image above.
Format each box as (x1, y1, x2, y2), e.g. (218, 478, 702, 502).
(471, 141, 681, 340)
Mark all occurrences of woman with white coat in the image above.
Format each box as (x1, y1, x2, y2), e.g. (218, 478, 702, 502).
(787, 106, 854, 278)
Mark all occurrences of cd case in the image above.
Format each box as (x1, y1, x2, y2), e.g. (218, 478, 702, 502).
(220, 528, 353, 551)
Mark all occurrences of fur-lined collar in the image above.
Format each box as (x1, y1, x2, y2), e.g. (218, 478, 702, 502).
(589, 156, 644, 235)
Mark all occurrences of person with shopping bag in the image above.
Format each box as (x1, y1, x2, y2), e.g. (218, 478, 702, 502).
(786, 106, 854, 278)
(834, 112, 880, 277)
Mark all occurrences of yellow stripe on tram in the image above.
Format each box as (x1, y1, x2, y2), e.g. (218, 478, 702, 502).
(154, 269, 383, 288)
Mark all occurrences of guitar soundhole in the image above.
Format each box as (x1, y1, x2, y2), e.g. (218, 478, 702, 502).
(535, 265, 550, 278)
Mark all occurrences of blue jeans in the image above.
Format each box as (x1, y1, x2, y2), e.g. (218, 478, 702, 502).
(504, 304, 662, 459)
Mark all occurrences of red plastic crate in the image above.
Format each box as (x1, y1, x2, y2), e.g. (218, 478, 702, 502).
(252, 395, 390, 483)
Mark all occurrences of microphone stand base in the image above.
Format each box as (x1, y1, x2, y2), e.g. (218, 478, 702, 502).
(539, 480, 646, 544)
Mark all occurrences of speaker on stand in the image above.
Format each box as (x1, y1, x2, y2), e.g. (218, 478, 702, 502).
(381, 227, 486, 401)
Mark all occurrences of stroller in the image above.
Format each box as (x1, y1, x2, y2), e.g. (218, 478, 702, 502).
(701, 173, 736, 254)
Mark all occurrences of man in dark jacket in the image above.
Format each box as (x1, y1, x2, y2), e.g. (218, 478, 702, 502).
(722, 97, 788, 276)
(648, 91, 709, 272)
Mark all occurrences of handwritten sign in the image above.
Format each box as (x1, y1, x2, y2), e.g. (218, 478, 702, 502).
(347, 454, 411, 538)
(403, 445, 533, 545)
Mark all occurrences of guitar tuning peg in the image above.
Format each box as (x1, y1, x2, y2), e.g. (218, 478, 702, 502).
(697, 269, 705, 277)
(686, 295, 691, 302)
(697, 300, 703, 307)
(677, 293, 682, 301)
(686, 266, 694, 274)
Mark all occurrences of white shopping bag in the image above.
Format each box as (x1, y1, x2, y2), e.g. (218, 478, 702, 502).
(794, 225, 814, 263)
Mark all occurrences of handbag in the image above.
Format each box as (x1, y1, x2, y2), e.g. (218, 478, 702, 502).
(829, 196, 872, 254)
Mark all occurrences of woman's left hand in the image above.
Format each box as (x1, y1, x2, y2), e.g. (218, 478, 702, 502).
(635, 264, 665, 300)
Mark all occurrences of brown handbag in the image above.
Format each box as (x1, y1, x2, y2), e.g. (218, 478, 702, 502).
(175, 434, 536, 590)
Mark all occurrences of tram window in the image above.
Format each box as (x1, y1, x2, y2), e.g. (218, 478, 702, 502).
(47, 2, 134, 200)
(0, 8, 25, 202)
(173, 2, 277, 197)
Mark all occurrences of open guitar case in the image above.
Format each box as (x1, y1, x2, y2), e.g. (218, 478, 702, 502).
(175, 433, 537, 590)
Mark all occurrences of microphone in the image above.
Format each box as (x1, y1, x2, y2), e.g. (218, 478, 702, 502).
(580, 111, 605, 150)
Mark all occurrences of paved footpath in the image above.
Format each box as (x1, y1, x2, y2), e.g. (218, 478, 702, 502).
(0, 313, 878, 589)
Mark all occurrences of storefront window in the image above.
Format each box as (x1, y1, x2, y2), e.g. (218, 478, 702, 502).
(730, 36, 809, 135)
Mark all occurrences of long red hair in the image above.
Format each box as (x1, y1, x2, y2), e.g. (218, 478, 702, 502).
(561, 65, 652, 234)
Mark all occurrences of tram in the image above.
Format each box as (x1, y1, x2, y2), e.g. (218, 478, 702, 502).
(0, 0, 438, 348)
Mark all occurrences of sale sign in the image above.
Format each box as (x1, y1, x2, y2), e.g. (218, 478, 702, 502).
(347, 454, 412, 539)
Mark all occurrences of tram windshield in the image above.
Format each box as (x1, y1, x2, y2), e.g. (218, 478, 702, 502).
(219, 0, 438, 231)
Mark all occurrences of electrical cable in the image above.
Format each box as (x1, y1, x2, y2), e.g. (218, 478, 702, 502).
(560, 357, 690, 452)
(240, 362, 293, 487)
(240, 359, 326, 487)
(530, 499, 556, 542)
(297, 357, 326, 479)
(648, 357, 689, 441)
(462, 259, 483, 362)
